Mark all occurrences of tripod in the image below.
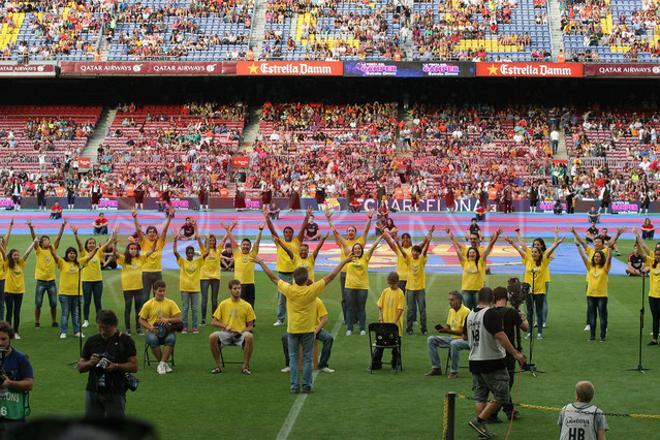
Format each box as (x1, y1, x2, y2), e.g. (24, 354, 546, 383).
(626, 272, 651, 374)
(521, 270, 545, 377)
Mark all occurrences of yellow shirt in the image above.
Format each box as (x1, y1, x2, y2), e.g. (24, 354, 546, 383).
(377, 287, 405, 336)
(276, 237, 300, 273)
(447, 305, 470, 339)
(585, 247, 609, 282)
(0, 253, 5, 281)
(340, 237, 365, 273)
(345, 254, 370, 290)
(35, 246, 57, 281)
(404, 254, 428, 291)
(139, 297, 181, 326)
(313, 298, 328, 326)
(522, 253, 551, 294)
(139, 238, 165, 272)
(212, 298, 256, 333)
(396, 247, 412, 281)
(81, 249, 103, 282)
(461, 259, 486, 291)
(200, 247, 222, 280)
(646, 256, 660, 299)
(293, 255, 316, 281)
(277, 279, 327, 333)
(4, 259, 26, 294)
(117, 254, 145, 292)
(586, 262, 610, 297)
(233, 249, 257, 284)
(177, 256, 204, 292)
(57, 259, 88, 296)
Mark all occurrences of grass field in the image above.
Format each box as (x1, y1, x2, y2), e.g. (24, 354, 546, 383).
(4, 234, 660, 439)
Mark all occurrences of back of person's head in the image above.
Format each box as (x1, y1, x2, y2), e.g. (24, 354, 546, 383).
(575, 381, 595, 403)
(293, 267, 309, 285)
(387, 272, 399, 285)
(478, 287, 493, 304)
(493, 287, 508, 302)
(96, 310, 118, 327)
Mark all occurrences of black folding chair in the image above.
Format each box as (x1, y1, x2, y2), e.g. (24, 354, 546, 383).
(368, 323, 402, 374)
(143, 343, 175, 368)
(218, 340, 244, 368)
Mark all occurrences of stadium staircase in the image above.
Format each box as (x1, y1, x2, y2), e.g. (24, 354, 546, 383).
(82, 107, 117, 161)
(249, 0, 268, 58)
(397, 98, 413, 149)
(547, 0, 565, 60)
(556, 129, 568, 160)
(240, 105, 262, 150)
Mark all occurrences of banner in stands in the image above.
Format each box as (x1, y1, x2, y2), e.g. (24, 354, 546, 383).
(236, 61, 343, 76)
(78, 157, 91, 172)
(231, 156, 250, 168)
(0, 198, 14, 209)
(476, 62, 583, 78)
(583, 63, 660, 78)
(0, 64, 56, 78)
(60, 61, 235, 76)
(343, 61, 475, 77)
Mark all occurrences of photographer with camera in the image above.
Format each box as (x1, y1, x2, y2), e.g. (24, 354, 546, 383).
(0, 320, 33, 436)
(77, 310, 137, 418)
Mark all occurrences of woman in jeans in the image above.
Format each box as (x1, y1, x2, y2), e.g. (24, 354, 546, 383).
(199, 234, 228, 325)
(131, 208, 173, 299)
(2, 238, 38, 339)
(337, 236, 383, 336)
(71, 225, 114, 328)
(173, 234, 208, 334)
(577, 244, 612, 342)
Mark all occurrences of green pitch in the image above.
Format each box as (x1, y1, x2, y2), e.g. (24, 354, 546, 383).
(6, 236, 659, 439)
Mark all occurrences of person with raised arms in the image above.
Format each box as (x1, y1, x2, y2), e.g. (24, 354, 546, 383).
(173, 232, 209, 334)
(2, 238, 38, 339)
(0, 219, 14, 321)
(199, 232, 229, 326)
(225, 221, 263, 308)
(274, 232, 328, 282)
(576, 238, 613, 342)
(131, 208, 174, 298)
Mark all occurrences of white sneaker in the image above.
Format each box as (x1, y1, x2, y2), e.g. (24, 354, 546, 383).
(537, 333, 544, 340)
(346, 330, 352, 336)
(320, 367, 335, 373)
(542, 323, 547, 328)
(157, 362, 167, 375)
(273, 320, 284, 327)
(584, 324, 591, 332)
(281, 366, 291, 373)
(82, 320, 89, 328)
(60, 333, 67, 339)
(74, 332, 85, 338)
(13, 333, 20, 340)
(359, 330, 366, 336)
(164, 363, 173, 373)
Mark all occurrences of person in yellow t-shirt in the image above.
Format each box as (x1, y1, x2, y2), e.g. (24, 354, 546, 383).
(448, 228, 501, 310)
(131, 208, 173, 298)
(577, 240, 612, 342)
(173, 233, 209, 334)
(506, 234, 564, 339)
(338, 233, 384, 336)
(71, 225, 114, 329)
(276, 232, 328, 283)
(225, 221, 263, 308)
(28, 218, 65, 329)
(266, 207, 310, 327)
(199, 233, 229, 326)
(326, 209, 373, 327)
(382, 231, 430, 293)
(2, 238, 38, 339)
(50, 244, 99, 339)
(384, 227, 434, 335)
(0, 218, 14, 323)
(139, 280, 182, 375)
(208, 279, 256, 375)
(634, 230, 660, 345)
(426, 291, 471, 378)
(371, 272, 405, 371)
(253, 253, 351, 393)
(115, 240, 157, 336)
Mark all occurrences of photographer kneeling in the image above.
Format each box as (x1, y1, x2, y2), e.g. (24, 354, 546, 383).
(0, 320, 33, 436)
(77, 310, 137, 418)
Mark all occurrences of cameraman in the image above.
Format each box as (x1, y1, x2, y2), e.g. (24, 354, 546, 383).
(493, 286, 528, 421)
(77, 310, 137, 418)
(0, 320, 33, 436)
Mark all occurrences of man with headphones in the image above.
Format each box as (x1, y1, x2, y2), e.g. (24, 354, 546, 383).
(0, 320, 34, 435)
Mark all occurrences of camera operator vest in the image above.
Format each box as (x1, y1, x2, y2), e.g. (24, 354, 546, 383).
(467, 307, 505, 362)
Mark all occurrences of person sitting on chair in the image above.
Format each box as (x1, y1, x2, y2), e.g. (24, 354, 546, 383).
(281, 297, 334, 374)
(138, 280, 182, 375)
(371, 272, 405, 371)
(208, 279, 255, 375)
(426, 291, 471, 378)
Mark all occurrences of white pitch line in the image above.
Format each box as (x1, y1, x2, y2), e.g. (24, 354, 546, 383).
(276, 318, 343, 440)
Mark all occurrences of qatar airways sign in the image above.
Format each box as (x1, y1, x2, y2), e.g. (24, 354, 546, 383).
(60, 62, 236, 76)
(236, 61, 343, 76)
(0, 63, 56, 77)
(584, 63, 660, 78)
(476, 62, 583, 78)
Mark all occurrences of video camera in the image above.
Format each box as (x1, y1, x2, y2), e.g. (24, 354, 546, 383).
(507, 278, 529, 310)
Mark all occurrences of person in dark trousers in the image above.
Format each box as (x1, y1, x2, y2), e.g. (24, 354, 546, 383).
(78, 310, 137, 418)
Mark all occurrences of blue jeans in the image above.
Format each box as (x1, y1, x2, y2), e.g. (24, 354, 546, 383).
(406, 289, 427, 333)
(59, 295, 81, 334)
(282, 330, 334, 369)
(200, 279, 220, 322)
(462, 290, 478, 311)
(0, 280, 4, 322)
(543, 282, 550, 323)
(288, 332, 315, 391)
(427, 336, 470, 373)
(277, 272, 293, 322)
(146, 330, 176, 347)
(82, 281, 103, 321)
(35, 280, 57, 309)
(345, 288, 368, 332)
(181, 292, 199, 329)
(587, 297, 608, 340)
(526, 294, 545, 335)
